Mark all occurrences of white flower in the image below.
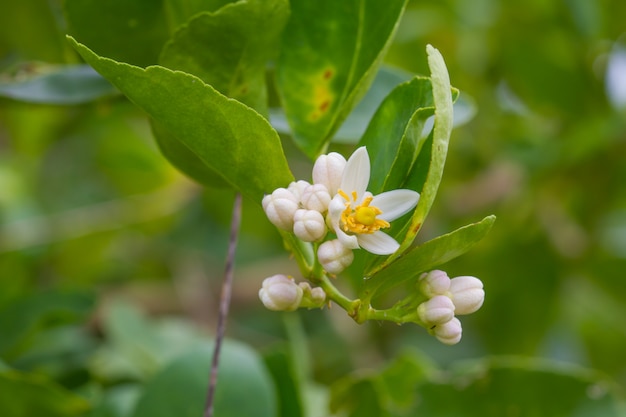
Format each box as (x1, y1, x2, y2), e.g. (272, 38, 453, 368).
(328, 147, 420, 255)
(298, 282, 327, 307)
(259, 275, 303, 311)
(418, 270, 451, 297)
(430, 317, 462, 345)
(317, 239, 354, 274)
(293, 209, 327, 242)
(417, 295, 455, 325)
(301, 183, 331, 212)
(262, 188, 299, 231)
(312, 152, 346, 195)
(448, 276, 484, 315)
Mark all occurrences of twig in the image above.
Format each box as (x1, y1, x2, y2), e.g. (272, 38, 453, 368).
(204, 192, 243, 417)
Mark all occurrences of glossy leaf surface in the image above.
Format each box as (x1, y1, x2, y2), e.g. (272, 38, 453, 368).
(277, 0, 408, 158)
(68, 37, 293, 201)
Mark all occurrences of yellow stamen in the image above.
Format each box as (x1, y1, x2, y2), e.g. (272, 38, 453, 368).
(338, 190, 390, 234)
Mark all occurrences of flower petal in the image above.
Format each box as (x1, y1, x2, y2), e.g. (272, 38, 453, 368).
(336, 226, 359, 249)
(371, 189, 420, 221)
(357, 231, 399, 255)
(341, 146, 370, 199)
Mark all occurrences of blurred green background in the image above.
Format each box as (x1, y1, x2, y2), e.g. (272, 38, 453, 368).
(1, 0, 626, 415)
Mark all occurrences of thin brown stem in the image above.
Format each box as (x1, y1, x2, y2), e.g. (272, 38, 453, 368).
(204, 192, 242, 417)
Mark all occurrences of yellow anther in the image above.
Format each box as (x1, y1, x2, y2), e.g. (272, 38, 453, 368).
(337, 189, 389, 235)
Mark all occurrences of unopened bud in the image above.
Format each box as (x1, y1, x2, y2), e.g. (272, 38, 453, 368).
(259, 275, 303, 311)
(298, 282, 327, 308)
(448, 276, 484, 315)
(417, 295, 455, 326)
(262, 188, 299, 231)
(293, 209, 327, 242)
(430, 317, 462, 345)
(301, 183, 331, 213)
(287, 180, 310, 202)
(418, 270, 450, 297)
(317, 239, 354, 274)
(312, 152, 346, 195)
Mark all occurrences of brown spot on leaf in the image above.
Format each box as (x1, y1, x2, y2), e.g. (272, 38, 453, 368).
(319, 100, 330, 112)
(323, 69, 333, 80)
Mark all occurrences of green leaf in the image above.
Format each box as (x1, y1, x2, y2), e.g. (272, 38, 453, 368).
(133, 342, 277, 417)
(277, 0, 408, 158)
(363, 215, 495, 299)
(64, 0, 169, 67)
(400, 45, 455, 248)
(415, 357, 626, 416)
(364, 45, 456, 277)
(357, 76, 435, 195)
(68, 37, 293, 201)
(0, 368, 91, 417)
(0, 65, 118, 104)
(163, 0, 236, 32)
(160, 0, 289, 115)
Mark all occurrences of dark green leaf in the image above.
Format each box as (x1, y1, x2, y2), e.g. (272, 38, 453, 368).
(133, 342, 277, 417)
(363, 215, 495, 299)
(160, 0, 289, 115)
(68, 37, 293, 201)
(277, 0, 408, 158)
(65, 0, 170, 67)
(0, 65, 118, 104)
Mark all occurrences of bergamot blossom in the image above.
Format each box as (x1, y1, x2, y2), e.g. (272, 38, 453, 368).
(301, 183, 331, 212)
(259, 275, 303, 311)
(417, 295, 456, 326)
(262, 188, 299, 231)
(317, 239, 354, 274)
(430, 317, 462, 345)
(328, 147, 420, 255)
(418, 270, 451, 297)
(293, 209, 327, 242)
(312, 152, 347, 195)
(448, 275, 484, 315)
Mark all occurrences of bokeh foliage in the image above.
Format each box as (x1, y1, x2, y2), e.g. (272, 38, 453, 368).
(1, 0, 626, 416)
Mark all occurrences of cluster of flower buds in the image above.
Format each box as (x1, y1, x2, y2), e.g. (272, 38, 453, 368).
(262, 147, 420, 276)
(258, 275, 327, 311)
(416, 270, 485, 345)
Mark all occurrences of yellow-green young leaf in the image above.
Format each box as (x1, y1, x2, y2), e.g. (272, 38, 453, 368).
(363, 215, 495, 300)
(68, 37, 293, 201)
(160, 0, 289, 116)
(65, 0, 169, 67)
(277, 0, 408, 159)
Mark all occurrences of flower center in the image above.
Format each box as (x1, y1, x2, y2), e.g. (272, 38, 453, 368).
(338, 190, 390, 234)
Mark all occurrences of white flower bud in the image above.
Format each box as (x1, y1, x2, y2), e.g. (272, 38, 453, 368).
(312, 152, 346, 195)
(287, 180, 310, 202)
(317, 239, 354, 274)
(259, 275, 303, 311)
(293, 209, 327, 242)
(262, 188, 299, 231)
(417, 295, 455, 326)
(298, 282, 327, 307)
(418, 270, 451, 297)
(300, 183, 331, 213)
(430, 317, 462, 345)
(448, 276, 484, 315)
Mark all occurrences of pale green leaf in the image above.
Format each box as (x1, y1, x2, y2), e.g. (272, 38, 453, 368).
(68, 37, 293, 201)
(277, 0, 408, 158)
